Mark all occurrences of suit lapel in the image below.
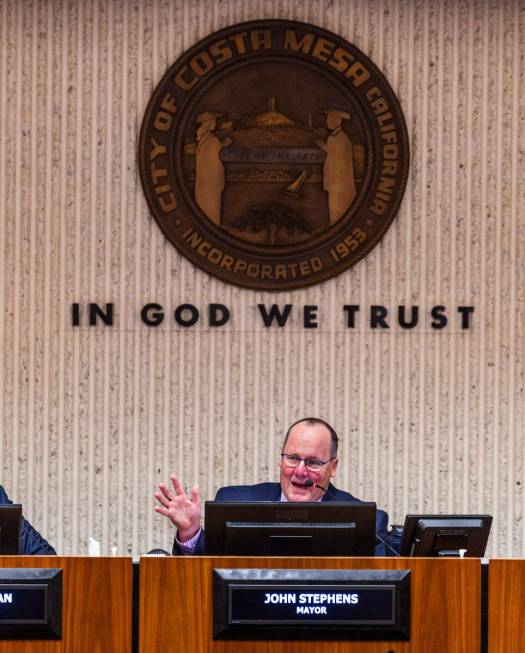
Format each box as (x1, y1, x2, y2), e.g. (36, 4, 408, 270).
(270, 483, 283, 500)
(322, 483, 337, 501)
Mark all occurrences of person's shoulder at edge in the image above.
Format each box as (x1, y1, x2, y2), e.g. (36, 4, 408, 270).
(0, 484, 56, 556)
(0, 485, 9, 503)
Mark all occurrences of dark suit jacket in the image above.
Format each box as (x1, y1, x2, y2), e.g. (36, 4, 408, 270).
(173, 482, 388, 556)
(0, 485, 56, 555)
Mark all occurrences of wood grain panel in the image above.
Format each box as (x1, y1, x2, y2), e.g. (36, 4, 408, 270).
(0, 556, 132, 653)
(488, 558, 525, 653)
(139, 556, 480, 653)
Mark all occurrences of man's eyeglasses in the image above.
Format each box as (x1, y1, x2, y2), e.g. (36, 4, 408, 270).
(280, 453, 335, 472)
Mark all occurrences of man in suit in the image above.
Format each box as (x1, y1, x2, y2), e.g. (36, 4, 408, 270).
(0, 485, 56, 555)
(154, 418, 388, 555)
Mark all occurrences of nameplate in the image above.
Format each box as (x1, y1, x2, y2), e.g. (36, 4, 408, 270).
(213, 569, 410, 640)
(0, 569, 62, 639)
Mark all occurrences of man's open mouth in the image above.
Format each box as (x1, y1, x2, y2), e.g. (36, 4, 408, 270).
(291, 481, 310, 488)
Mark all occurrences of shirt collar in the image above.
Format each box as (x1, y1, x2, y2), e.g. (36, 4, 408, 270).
(280, 491, 323, 502)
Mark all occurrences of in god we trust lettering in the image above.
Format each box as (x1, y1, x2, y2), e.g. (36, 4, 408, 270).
(70, 302, 475, 330)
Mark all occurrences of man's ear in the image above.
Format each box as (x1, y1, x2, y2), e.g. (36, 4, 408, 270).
(330, 458, 338, 477)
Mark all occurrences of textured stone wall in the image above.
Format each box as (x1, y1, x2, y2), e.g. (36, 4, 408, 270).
(0, 0, 523, 555)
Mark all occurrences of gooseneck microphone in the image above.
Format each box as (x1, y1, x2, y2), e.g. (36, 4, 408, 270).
(304, 479, 328, 493)
(375, 533, 401, 557)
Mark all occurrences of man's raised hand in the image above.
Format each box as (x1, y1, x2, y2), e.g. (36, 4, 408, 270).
(154, 474, 201, 543)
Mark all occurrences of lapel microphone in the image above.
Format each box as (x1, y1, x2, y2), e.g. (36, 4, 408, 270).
(304, 479, 328, 493)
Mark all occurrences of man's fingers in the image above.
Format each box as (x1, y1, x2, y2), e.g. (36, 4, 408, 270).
(155, 490, 187, 510)
(154, 491, 170, 509)
(156, 485, 174, 505)
(154, 505, 170, 519)
(155, 496, 190, 518)
(157, 482, 174, 502)
(190, 485, 201, 506)
(171, 474, 186, 497)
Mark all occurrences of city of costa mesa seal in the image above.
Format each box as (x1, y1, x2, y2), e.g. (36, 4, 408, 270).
(139, 20, 409, 290)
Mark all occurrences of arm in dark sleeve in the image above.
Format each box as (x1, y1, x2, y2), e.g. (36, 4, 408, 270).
(0, 485, 9, 504)
(19, 518, 56, 555)
(193, 531, 205, 554)
(374, 509, 388, 556)
(0, 485, 56, 555)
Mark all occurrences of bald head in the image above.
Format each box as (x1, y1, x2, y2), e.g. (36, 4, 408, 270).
(282, 418, 339, 458)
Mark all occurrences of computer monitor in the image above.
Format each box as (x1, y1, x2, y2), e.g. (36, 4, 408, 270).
(0, 504, 22, 554)
(204, 501, 377, 556)
(399, 514, 492, 557)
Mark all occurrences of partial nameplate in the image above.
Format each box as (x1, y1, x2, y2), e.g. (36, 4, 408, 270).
(213, 568, 410, 640)
(0, 569, 62, 640)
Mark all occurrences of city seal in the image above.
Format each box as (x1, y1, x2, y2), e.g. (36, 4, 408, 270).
(139, 20, 409, 290)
